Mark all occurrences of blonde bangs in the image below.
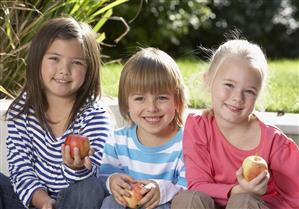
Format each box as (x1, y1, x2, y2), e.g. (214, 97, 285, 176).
(124, 61, 176, 96)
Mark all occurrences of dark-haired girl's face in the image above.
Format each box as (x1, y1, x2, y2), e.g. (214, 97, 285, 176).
(41, 38, 87, 102)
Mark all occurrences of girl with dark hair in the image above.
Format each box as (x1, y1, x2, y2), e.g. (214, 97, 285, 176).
(0, 17, 112, 209)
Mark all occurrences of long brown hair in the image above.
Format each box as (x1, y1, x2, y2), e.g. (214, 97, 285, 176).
(7, 17, 101, 129)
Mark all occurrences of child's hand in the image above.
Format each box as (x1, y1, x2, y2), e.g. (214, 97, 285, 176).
(137, 180, 160, 209)
(41, 198, 56, 209)
(235, 167, 270, 195)
(110, 173, 134, 207)
(61, 144, 94, 170)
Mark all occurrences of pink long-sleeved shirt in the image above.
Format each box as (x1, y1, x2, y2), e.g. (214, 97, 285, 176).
(183, 113, 299, 209)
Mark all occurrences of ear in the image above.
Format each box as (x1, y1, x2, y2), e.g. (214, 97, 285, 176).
(203, 71, 210, 87)
(203, 71, 208, 80)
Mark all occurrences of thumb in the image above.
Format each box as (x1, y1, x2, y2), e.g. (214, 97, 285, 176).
(236, 167, 243, 182)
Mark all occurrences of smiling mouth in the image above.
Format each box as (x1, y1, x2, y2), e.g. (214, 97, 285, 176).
(226, 104, 242, 112)
(143, 116, 162, 122)
(54, 78, 70, 84)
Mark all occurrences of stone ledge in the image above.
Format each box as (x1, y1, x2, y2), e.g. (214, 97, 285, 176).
(1, 99, 298, 175)
(187, 108, 299, 135)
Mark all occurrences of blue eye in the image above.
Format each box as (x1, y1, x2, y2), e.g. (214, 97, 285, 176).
(157, 95, 169, 100)
(245, 89, 257, 96)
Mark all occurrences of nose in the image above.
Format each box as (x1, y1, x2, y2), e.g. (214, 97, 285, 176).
(232, 90, 244, 103)
(147, 99, 158, 112)
(58, 61, 71, 75)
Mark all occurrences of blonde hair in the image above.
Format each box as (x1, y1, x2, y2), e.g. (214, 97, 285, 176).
(206, 39, 268, 94)
(118, 47, 187, 126)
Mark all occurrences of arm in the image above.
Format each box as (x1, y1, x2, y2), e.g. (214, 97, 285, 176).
(153, 152, 186, 204)
(270, 136, 299, 208)
(6, 114, 46, 207)
(183, 115, 234, 200)
(61, 106, 113, 183)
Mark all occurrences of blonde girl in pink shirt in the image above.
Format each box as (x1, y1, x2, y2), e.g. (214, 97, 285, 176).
(171, 39, 299, 209)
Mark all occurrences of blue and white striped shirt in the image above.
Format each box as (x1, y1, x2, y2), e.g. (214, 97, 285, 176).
(6, 96, 112, 207)
(99, 125, 186, 205)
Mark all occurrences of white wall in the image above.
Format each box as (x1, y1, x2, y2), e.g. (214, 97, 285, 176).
(0, 100, 12, 175)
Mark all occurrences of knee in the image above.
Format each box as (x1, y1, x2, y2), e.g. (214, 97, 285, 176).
(227, 193, 269, 209)
(230, 192, 259, 201)
(172, 190, 214, 209)
(65, 176, 105, 200)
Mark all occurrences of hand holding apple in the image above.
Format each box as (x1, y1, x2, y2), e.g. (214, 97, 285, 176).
(64, 134, 90, 159)
(123, 182, 145, 209)
(242, 155, 268, 181)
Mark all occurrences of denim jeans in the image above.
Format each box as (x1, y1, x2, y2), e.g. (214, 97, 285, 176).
(0, 172, 26, 209)
(56, 175, 105, 209)
(0, 173, 105, 209)
(101, 195, 171, 209)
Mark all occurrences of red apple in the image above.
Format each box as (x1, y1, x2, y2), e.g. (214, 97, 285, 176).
(65, 135, 90, 159)
(242, 155, 268, 181)
(123, 182, 144, 209)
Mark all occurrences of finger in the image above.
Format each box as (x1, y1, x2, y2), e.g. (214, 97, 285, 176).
(250, 170, 267, 185)
(112, 188, 128, 206)
(61, 144, 65, 155)
(65, 145, 71, 158)
(114, 194, 127, 207)
(73, 147, 81, 159)
(143, 196, 157, 209)
(84, 157, 92, 170)
(63, 145, 73, 164)
(254, 172, 269, 192)
(116, 180, 131, 191)
(235, 167, 245, 183)
(72, 148, 85, 168)
(88, 148, 94, 156)
(139, 189, 154, 207)
(145, 199, 159, 209)
(112, 185, 129, 198)
(120, 174, 134, 183)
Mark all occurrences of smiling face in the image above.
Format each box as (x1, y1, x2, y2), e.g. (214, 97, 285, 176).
(128, 92, 177, 138)
(41, 38, 87, 101)
(210, 55, 262, 125)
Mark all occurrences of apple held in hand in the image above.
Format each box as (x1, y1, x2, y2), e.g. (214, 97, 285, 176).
(65, 135, 90, 159)
(123, 182, 144, 209)
(242, 155, 268, 181)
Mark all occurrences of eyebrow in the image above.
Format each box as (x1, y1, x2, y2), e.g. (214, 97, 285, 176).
(45, 52, 85, 60)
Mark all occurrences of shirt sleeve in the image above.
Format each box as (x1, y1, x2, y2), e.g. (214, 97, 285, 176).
(183, 114, 234, 201)
(6, 114, 46, 207)
(98, 131, 125, 192)
(269, 134, 299, 208)
(154, 151, 186, 204)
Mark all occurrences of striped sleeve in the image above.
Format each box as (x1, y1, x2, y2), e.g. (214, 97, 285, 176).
(6, 111, 46, 207)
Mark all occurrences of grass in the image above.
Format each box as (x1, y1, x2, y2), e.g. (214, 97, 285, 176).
(101, 59, 299, 113)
